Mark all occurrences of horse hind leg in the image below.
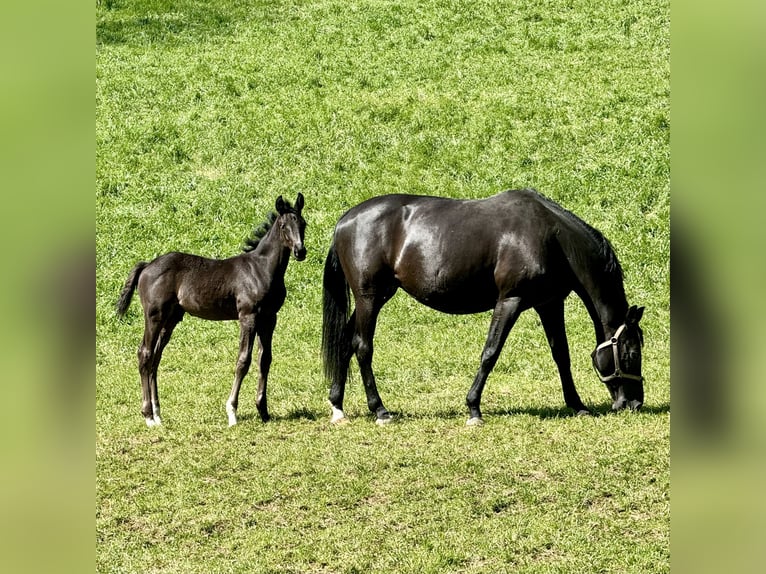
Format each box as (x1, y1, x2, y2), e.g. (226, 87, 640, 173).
(138, 305, 182, 427)
(147, 308, 184, 426)
(138, 315, 162, 427)
(328, 311, 356, 424)
(352, 296, 392, 425)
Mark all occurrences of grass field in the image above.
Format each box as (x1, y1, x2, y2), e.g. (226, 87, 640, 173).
(97, 1, 669, 572)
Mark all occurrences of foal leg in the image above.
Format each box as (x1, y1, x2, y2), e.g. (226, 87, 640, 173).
(466, 296, 522, 426)
(253, 314, 277, 423)
(353, 296, 392, 424)
(535, 300, 591, 415)
(138, 313, 162, 427)
(226, 313, 257, 427)
(147, 308, 183, 426)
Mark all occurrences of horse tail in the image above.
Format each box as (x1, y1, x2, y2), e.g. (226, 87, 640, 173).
(115, 261, 148, 317)
(322, 242, 350, 386)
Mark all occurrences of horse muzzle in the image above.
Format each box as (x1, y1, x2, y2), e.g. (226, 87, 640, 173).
(293, 245, 307, 261)
(612, 397, 643, 411)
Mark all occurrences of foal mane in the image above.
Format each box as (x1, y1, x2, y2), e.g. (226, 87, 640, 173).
(242, 211, 277, 253)
(242, 197, 300, 253)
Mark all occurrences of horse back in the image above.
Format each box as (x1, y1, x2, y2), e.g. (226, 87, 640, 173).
(332, 191, 586, 313)
(137, 251, 277, 320)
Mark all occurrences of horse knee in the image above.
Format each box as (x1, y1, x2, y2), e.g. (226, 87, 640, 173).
(236, 354, 252, 376)
(137, 345, 152, 370)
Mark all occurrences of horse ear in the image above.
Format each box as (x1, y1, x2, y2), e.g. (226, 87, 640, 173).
(275, 195, 286, 214)
(626, 305, 645, 325)
(294, 193, 304, 213)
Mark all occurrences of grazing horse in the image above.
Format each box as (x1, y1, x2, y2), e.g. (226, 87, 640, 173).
(116, 194, 307, 427)
(321, 188, 644, 425)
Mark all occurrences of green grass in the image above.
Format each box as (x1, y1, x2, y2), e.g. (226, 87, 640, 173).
(97, 0, 669, 572)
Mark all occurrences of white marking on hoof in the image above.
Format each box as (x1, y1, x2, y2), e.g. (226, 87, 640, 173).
(226, 403, 238, 427)
(466, 417, 485, 427)
(145, 416, 157, 428)
(152, 404, 161, 426)
(375, 415, 394, 426)
(330, 404, 348, 424)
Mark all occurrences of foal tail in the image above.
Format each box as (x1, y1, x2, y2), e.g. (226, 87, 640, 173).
(321, 243, 350, 386)
(115, 261, 148, 317)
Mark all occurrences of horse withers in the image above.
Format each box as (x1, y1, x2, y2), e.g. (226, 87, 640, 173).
(321, 188, 644, 425)
(116, 194, 307, 427)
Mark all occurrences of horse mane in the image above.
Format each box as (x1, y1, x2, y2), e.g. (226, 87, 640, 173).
(242, 197, 302, 253)
(242, 211, 278, 253)
(528, 188, 624, 282)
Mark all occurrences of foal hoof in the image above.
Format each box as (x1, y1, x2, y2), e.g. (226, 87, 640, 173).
(466, 417, 485, 427)
(375, 414, 394, 426)
(145, 416, 162, 428)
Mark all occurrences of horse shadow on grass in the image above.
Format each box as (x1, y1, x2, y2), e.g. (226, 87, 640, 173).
(236, 402, 669, 425)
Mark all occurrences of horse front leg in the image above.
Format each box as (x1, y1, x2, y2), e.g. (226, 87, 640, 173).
(535, 300, 591, 416)
(226, 313, 256, 427)
(466, 296, 522, 426)
(254, 314, 277, 423)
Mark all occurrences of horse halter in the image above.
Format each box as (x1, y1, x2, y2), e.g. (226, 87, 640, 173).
(592, 323, 643, 384)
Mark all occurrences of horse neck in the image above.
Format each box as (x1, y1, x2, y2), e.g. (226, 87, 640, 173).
(577, 273, 629, 342)
(247, 226, 291, 277)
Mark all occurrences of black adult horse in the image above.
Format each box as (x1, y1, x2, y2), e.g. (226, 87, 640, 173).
(116, 194, 306, 427)
(322, 188, 644, 425)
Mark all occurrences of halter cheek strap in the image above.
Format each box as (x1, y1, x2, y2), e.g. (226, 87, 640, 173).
(593, 323, 644, 384)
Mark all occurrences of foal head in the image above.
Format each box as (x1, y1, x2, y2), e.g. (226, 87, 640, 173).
(275, 193, 307, 261)
(592, 305, 645, 411)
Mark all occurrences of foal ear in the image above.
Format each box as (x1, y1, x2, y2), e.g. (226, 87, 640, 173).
(275, 195, 287, 214)
(626, 305, 645, 325)
(294, 192, 304, 213)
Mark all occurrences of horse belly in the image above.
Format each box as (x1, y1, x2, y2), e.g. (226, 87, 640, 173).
(399, 272, 498, 315)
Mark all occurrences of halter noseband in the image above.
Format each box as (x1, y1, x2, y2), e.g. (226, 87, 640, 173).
(593, 323, 643, 384)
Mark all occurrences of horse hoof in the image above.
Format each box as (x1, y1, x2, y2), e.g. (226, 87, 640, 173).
(145, 417, 156, 428)
(329, 404, 348, 424)
(576, 409, 593, 417)
(375, 414, 394, 426)
(466, 417, 485, 427)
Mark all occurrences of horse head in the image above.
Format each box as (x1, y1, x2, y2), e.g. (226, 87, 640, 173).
(592, 305, 645, 411)
(275, 193, 307, 261)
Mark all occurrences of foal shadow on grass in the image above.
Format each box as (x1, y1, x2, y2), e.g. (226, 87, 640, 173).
(232, 407, 320, 424)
